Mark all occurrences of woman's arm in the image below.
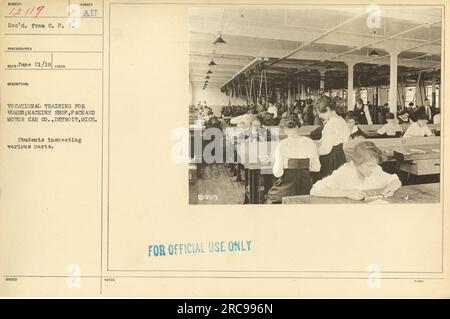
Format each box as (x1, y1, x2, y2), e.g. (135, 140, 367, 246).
(272, 144, 284, 178)
(310, 165, 365, 200)
(230, 114, 245, 125)
(318, 137, 333, 155)
(424, 126, 434, 136)
(318, 124, 334, 155)
(309, 151, 322, 173)
(306, 139, 321, 172)
(403, 126, 413, 138)
(377, 125, 387, 135)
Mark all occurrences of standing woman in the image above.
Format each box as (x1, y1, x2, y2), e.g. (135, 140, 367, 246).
(303, 100, 315, 125)
(316, 96, 350, 178)
(354, 98, 373, 125)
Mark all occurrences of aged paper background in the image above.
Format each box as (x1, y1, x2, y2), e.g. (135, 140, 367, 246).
(0, 0, 449, 297)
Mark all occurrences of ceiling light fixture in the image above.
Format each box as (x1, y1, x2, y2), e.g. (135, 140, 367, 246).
(369, 49, 379, 57)
(213, 34, 226, 45)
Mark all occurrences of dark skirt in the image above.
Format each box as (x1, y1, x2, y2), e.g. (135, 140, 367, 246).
(319, 143, 346, 179)
(266, 169, 312, 204)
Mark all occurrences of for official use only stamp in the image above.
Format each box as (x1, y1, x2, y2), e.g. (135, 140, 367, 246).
(149, 240, 253, 257)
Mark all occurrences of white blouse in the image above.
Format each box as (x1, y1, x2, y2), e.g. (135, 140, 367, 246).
(267, 105, 278, 118)
(318, 116, 350, 155)
(377, 122, 403, 136)
(272, 136, 321, 178)
(403, 122, 433, 138)
(230, 114, 255, 128)
(311, 162, 399, 192)
(433, 113, 441, 124)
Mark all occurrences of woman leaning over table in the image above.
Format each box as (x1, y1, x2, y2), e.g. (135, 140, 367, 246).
(310, 141, 401, 200)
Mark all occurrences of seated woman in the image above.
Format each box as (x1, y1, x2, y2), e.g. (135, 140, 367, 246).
(316, 95, 350, 178)
(238, 118, 269, 142)
(267, 103, 278, 119)
(266, 118, 321, 204)
(201, 107, 213, 122)
(205, 115, 222, 130)
(230, 107, 257, 128)
(278, 112, 289, 127)
(354, 98, 373, 125)
(292, 101, 303, 114)
(403, 112, 434, 138)
(345, 111, 368, 139)
(293, 109, 305, 126)
(256, 101, 265, 114)
(433, 109, 441, 125)
(261, 111, 278, 126)
(377, 112, 403, 137)
(303, 101, 315, 125)
(310, 141, 401, 200)
(397, 110, 411, 124)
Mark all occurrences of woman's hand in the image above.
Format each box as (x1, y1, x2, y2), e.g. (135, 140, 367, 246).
(383, 179, 402, 198)
(345, 190, 366, 200)
(382, 187, 394, 198)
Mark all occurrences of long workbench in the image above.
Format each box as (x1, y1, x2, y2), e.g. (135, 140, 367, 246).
(264, 123, 441, 140)
(236, 137, 441, 170)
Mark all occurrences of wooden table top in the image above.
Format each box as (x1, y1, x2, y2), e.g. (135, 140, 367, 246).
(344, 136, 440, 162)
(393, 144, 441, 161)
(263, 123, 441, 139)
(282, 183, 440, 204)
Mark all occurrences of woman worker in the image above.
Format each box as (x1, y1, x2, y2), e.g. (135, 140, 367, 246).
(266, 117, 321, 204)
(316, 95, 350, 178)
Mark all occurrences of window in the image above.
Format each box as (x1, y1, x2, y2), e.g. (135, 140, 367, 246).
(405, 87, 416, 107)
(426, 85, 440, 108)
(359, 88, 368, 104)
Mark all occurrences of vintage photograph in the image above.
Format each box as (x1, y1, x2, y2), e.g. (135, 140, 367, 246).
(188, 5, 442, 205)
(2, 0, 450, 299)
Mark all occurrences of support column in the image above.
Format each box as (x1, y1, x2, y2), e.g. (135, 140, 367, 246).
(319, 70, 326, 92)
(287, 82, 293, 113)
(398, 79, 405, 110)
(388, 50, 399, 115)
(375, 85, 379, 107)
(346, 62, 355, 111)
(432, 71, 437, 108)
(401, 83, 407, 111)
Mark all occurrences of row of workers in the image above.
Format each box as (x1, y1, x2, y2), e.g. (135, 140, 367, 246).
(233, 96, 434, 203)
